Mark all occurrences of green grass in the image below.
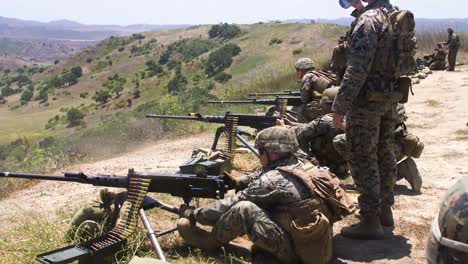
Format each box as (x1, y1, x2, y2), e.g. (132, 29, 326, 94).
(229, 54, 269, 75)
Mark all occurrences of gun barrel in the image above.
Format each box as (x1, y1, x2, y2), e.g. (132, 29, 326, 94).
(146, 114, 202, 121)
(206, 100, 256, 104)
(248, 91, 301, 97)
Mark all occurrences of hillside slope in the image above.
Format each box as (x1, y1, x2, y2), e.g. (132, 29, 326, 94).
(0, 23, 344, 145)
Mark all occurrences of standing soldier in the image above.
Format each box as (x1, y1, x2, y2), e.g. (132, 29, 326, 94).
(177, 126, 355, 264)
(444, 28, 461, 71)
(333, 0, 416, 240)
(295, 58, 334, 123)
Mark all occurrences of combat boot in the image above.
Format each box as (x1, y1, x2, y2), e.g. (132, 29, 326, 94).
(340, 214, 384, 240)
(398, 158, 422, 193)
(177, 218, 219, 251)
(380, 206, 394, 227)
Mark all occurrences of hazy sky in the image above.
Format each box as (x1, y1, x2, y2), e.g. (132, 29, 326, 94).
(2, 0, 467, 25)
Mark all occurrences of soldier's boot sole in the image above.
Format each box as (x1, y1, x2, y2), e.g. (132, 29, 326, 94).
(340, 215, 384, 240)
(177, 218, 219, 251)
(399, 158, 423, 193)
(380, 206, 394, 227)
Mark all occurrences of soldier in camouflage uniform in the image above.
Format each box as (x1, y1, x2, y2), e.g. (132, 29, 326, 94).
(296, 58, 329, 123)
(333, 0, 401, 240)
(426, 177, 468, 264)
(279, 87, 349, 179)
(178, 126, 355, 264)
(444, 28, 461, 71)
(333, 104, 424, 193)
(331, 36, 349, 84)
(426, 44, 447, 71)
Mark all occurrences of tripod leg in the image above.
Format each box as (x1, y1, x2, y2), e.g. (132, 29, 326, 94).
(139, 209, 167, 262)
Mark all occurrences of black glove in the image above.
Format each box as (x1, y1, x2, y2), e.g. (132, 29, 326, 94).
(179, 204, 196, 224)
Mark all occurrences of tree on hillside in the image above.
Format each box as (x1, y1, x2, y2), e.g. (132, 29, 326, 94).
(93, 89, 111, 104)
(145, 60, 163, 77)
(70, 66, 83, 78)
(20, 89, 33, 105)
(66, 108, 84, 127)
(205, 44, 241, 77)
(168, 66, 187, 94)
(208, 23, 241, 39)
(103, 74, 126, 96)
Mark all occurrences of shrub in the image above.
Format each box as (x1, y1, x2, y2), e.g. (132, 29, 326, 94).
(103, 74, 126, 96)
(208, 23, 241, 39)
(269, 37, 283, 45)
(214, 72, 232, 83)
(145, 60, 163, 77)
(115, 100, 127, 109)
(86, 58, 93, 63)
(168, 66, 187, 94)
(92, 89, 111, 104)
(132, 89, 141, 99)
(205, 44, 241, 77)
(79, 92, 88, 98)
(20, 89, 33, 104)
(292, 48, 303, 55)
(54, 60, 60, 65)
(66, 108, 85, 127)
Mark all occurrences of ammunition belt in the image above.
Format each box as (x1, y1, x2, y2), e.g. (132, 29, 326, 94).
(90, 176, 151, 251)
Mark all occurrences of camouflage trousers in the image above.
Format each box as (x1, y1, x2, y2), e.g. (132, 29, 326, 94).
(212, 201, 296, 263)
(297, 101, 323, 123)
(448, 47, 459, 71)
(345, 106, 397, 215)
(429, 61, 446, 71)
(334, 134, 405, 181)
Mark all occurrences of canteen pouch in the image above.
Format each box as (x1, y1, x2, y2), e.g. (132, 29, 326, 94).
(290, 211, 332, 264)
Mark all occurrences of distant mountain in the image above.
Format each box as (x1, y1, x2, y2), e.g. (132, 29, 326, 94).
(0, 16, 190, 67)
(0, 16, 190, 41)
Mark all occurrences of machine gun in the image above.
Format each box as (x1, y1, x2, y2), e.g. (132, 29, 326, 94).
(1, 169, 234, 263)
(206, 95, 303, 108)
(146, 112, 278, 131)
(247, 90, 301, 97)
(205, 97, 301, 122)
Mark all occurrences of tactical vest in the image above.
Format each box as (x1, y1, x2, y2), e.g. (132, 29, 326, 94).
(277, 162, 355, 223)
(310, 70, 339, 94)
(331, 42, 349, 69)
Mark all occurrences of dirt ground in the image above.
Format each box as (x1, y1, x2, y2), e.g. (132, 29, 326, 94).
(0, 66, 467, 263)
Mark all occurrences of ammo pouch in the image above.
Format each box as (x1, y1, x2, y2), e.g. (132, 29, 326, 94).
(274, 199, 332, 264)
(401, 133, 424, 158)
(365, 76, 412, 103)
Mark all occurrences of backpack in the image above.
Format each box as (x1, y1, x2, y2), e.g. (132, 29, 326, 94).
(372, 8, 417, 78)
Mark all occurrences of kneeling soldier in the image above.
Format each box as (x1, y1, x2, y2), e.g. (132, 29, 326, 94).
(178, 126, 355, 264)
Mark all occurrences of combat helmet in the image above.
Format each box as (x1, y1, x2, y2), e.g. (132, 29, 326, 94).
(255, 126, 299, 154)
(426, 177, 468, 264)
(320, 87, 339, 114)
(295, 58, 315, 71)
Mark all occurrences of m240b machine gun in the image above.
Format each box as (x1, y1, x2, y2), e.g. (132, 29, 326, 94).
(0, 170, 234, 263)
(146, 112, 278, 131)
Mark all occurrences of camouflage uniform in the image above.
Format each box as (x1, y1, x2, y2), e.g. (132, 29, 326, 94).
(445, 29, 461, 71)
(429, 47, 447, 71)
(180, 126, 354, 263)
(298, 70, 325, 123)
(332, 0, 398, 216)
(194, 156, 307, 263)
(291, 113, 348, 179)
(331, 37, 349, 83)
(426, 177, 468, 264)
